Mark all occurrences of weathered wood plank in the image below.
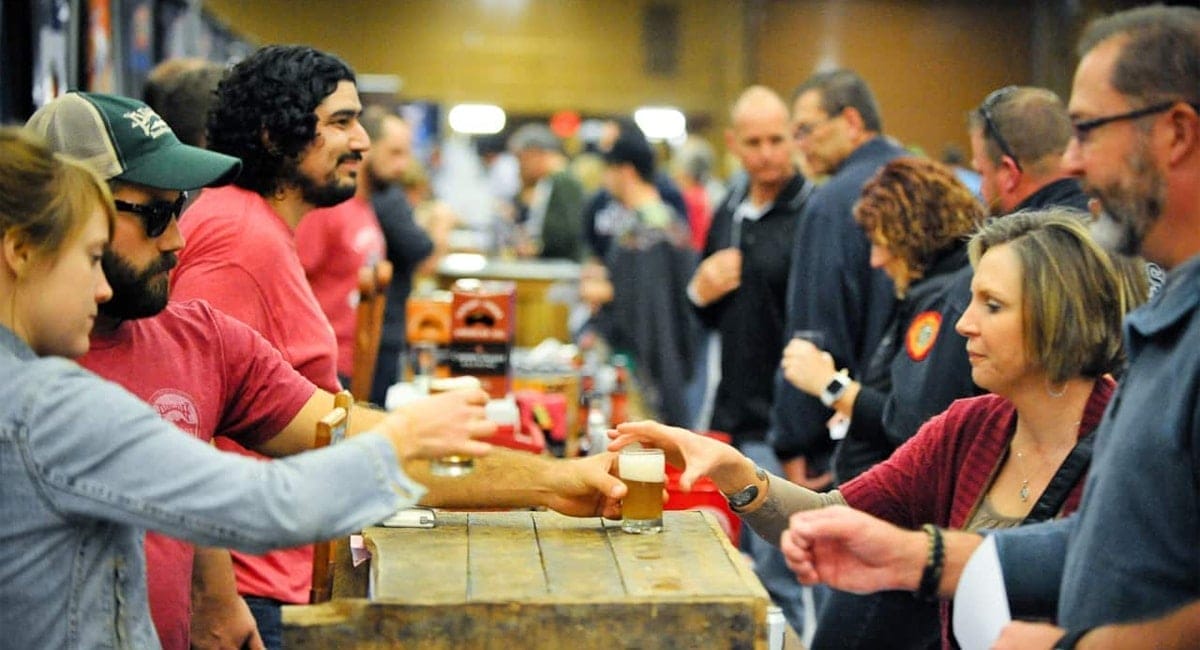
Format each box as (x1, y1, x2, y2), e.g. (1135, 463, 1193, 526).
(535, 512, 627, 599)
(607, 510, 756, 598)
(370, 512, 470, 603)
(466, 511, 548, 600)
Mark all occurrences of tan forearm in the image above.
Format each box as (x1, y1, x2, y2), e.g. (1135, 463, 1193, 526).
(255, 389, 388, 457)
(410, 449, 557, 509)
(191, 546, 240, 604)
(1079, 600, 1200, 650)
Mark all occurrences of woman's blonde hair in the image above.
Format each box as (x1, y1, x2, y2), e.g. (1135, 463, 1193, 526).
(0, 127, 115, 262)
(968, 209, 1148, 383)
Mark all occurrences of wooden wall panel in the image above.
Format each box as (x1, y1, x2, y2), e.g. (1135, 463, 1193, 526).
(204, 0, 1046, 161)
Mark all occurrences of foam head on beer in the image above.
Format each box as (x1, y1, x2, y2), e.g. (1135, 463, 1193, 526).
(619, 446, 665, 482)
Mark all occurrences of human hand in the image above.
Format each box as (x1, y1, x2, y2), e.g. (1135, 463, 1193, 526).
(780, 506, 926, 594)
(609, 420, 747, 493)
(690, 248, 743, 306)
(781, 455, 833, 490)
(781, 338, 838, 396)
(991, 621, 1066, 650)
(190, 590, 264, 650)
(579, 262, 614, 310)
(538, 452, 628, 519)
(384, 389, 495, 463)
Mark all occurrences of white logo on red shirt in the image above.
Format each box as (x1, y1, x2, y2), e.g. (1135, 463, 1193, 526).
(148, 389, 203, 440)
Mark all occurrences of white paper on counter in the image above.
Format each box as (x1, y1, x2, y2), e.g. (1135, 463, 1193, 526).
(953, 535, 1012, 650)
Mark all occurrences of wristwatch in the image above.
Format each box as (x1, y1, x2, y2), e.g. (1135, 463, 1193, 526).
(820, 372, 852, 408)
(725, 464, 768, 511)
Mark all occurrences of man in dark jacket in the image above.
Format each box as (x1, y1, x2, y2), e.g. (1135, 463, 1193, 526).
(689, 85, 811, 633)
(968, 85, 1090, 214)
(771, 70, 903, 489)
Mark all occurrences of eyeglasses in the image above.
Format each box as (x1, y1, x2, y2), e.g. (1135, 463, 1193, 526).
(978, 86, 1022, 173)
(113, 193, 187, 238)
(793, 106, 844, 141)
(1071, 100, 1198, 143)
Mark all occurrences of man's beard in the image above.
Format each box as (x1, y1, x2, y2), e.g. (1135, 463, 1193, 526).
(1086, 145, 1166, 257)
(98, 250, 177, 320)
(283, 153, 361, 208)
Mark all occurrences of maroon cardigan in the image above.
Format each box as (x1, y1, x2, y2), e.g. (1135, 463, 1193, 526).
(840, 376, 1114, 529)
(837, 376, 1115, 649)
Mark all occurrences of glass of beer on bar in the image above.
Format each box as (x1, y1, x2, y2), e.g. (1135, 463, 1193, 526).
(428, 376, 482, 477)
(619, 447, 665, 534)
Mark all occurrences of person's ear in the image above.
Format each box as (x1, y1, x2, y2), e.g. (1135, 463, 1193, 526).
(1164, 102, 1200, 166)
(260, 129, 282, 157)
(998, 155, 1023, 193)
(1, 230, 36, 279)
(841, 106, 866, 135)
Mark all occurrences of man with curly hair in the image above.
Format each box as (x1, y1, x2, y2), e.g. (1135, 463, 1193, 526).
(169, 47, 367, 646)
(169, 46, 626, 648)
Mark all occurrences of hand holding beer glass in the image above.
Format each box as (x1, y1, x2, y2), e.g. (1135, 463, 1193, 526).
(429, 376, 487, 477)
(619, 447, 665, 534)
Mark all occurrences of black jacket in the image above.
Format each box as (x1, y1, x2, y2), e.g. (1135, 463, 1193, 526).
(833, 244, 979, 483)
(770, 137, 906, 466)
(694, 173, 811, 444)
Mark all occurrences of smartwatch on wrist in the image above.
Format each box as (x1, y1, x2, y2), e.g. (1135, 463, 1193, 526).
(820, 372, 852, 408)
(725, 464, 768, 511)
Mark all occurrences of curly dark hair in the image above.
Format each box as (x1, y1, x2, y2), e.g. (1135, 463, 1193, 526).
(853, 157, 983, 293)
(206, 45, 356, 197)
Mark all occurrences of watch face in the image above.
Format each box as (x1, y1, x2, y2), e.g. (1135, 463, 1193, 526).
(824, 376, 846, 394)
(728, 484, 759, 508)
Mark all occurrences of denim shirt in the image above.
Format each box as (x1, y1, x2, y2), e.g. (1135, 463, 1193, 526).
(0, 325, 424, 648)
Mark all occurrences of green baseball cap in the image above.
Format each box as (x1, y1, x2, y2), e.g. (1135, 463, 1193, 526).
(25, 91, 241, 191)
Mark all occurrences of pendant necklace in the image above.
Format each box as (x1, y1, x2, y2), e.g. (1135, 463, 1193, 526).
(1011, 420, 1081, 502)
(1013, 448, 1031, 502)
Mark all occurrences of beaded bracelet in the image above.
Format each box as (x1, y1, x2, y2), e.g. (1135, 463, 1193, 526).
(915, 524, 944, 601)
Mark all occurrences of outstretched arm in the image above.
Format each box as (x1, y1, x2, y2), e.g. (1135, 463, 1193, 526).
(780, 506, 981, 598)
(413, 450, 627, 519)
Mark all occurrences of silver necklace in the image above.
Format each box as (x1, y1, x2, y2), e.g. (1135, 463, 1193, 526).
(1011, 421, 1082, 502)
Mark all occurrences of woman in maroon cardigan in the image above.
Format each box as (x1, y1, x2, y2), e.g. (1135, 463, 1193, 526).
(610, 210, 1148, 648)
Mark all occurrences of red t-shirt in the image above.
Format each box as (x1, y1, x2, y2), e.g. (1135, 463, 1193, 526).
(682, 184, 711, 252)
(173, 185, 341, 605)
(78, 300, 315, 650)
(295, 196, 386, 378)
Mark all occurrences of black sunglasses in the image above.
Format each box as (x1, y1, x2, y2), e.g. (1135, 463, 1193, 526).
(978, 86, 1023, 173)
(113, 193, 187, 238)
(1071, 100, 1199, 143)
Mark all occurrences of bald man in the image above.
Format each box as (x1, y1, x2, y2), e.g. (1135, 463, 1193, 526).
(687, 85, 812, 633)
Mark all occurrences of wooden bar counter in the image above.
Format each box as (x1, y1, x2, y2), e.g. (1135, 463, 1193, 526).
(284, 510, 771, 649)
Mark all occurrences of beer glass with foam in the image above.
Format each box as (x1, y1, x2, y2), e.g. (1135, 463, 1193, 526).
(619, 447, 665, 533)
(429, 376, 483, 477)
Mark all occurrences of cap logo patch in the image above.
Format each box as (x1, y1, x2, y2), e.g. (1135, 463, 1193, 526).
(905, 310, 941, 362)
(123, 107, 171, 139)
